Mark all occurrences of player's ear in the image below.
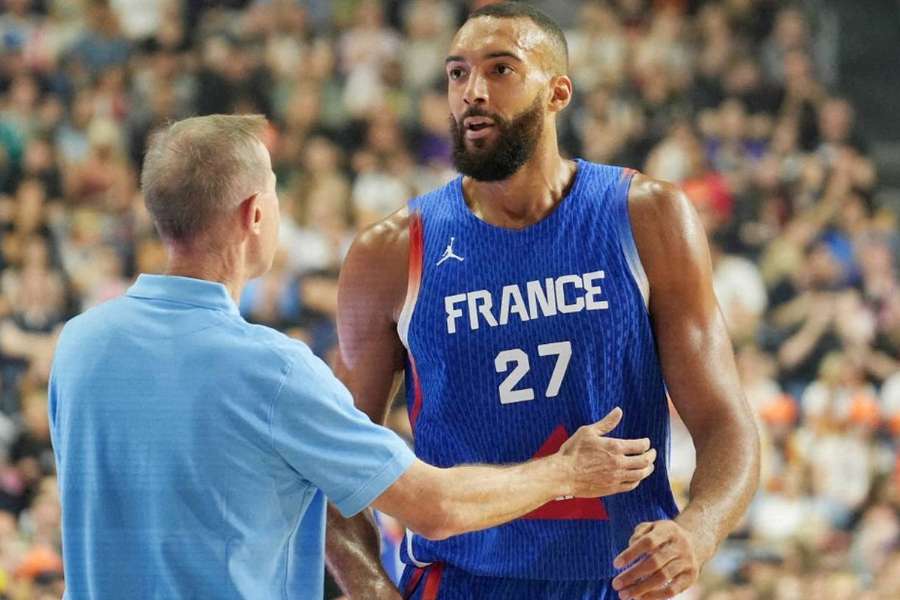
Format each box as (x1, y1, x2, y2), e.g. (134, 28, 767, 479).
(547, 75, 573, 113)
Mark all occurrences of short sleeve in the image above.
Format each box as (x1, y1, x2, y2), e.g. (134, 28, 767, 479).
(269, 347, 415, 517)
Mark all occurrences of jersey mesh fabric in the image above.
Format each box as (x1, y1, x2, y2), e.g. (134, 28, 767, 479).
(400, 160, 679, 580)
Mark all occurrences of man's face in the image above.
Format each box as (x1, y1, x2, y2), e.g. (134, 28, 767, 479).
(445, 17, 552, 181)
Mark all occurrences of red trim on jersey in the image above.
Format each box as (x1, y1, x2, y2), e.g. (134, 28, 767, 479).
(403, 566, 426, 600)
(421, 563, 445, 600)
(408, 353, 425, 429)
(621, 167, 637, 179)
(407, 212, 424, 294)
(522, 425, 609, 521)
(406, 213, 425, 430)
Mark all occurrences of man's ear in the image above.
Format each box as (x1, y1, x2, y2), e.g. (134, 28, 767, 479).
(237, 193, 261, 236)
(548, 75, 573, 113)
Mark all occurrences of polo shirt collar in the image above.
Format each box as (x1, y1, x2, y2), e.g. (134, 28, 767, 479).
(126, 274, 240, 315)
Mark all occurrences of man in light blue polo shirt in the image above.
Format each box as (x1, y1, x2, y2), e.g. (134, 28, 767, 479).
(49, 115, 658, 599)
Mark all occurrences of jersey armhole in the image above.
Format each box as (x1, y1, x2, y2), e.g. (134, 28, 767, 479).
(615, 168, 650, 310)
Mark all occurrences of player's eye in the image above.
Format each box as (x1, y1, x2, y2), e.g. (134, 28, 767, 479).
(495, 64, 513, 75)
(448, 67, 466, 80)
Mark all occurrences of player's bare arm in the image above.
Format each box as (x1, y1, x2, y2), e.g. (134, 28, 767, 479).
(326, 208, 411, 600)
(611, 175, 761, 600)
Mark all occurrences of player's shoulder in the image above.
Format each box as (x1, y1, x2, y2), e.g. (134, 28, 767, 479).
(349, 178, 457, 258)
(626, 172, 709, 283)
(342, 207, 413, 308)
(627, 172, 699, 239)
(339, 205, 413, 319)
(352, 205, 412, 259)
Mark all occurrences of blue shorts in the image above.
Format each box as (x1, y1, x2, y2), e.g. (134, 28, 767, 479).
(400, 563, 618, 599)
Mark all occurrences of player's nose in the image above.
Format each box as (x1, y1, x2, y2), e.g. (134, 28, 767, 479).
(463, 71, 488, 106)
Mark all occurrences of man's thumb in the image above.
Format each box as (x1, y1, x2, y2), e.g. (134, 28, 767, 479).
(593, 406, 623, 436)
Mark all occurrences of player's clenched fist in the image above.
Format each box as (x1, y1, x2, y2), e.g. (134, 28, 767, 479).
(557, 407, 657, 498)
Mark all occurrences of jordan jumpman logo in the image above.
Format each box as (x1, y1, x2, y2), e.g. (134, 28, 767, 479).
(436, 237, 464, 265)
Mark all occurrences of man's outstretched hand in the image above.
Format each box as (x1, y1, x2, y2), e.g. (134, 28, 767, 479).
(611, 520, 703, 600)
(558, 407, 657, 498)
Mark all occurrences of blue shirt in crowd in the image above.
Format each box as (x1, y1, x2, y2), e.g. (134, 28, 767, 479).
(49, 274, 415, 599)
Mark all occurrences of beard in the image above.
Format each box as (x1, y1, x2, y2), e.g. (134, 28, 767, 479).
(450, 95, 544, 182)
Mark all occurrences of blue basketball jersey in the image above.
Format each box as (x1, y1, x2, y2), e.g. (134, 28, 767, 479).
(398, 160, 679, 581)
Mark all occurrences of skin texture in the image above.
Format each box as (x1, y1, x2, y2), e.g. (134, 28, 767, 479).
(327, 14, 759, 600)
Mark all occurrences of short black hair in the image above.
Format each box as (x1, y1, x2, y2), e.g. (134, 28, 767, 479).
(467, 1, 568, 74)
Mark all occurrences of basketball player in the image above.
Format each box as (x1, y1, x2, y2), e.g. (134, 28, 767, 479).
(328, 3, 760, 599)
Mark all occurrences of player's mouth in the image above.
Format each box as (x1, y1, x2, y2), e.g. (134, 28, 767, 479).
(464, 117, 496, 140)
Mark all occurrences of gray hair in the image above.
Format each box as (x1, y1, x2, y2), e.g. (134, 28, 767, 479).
(141, 114, 269, 242)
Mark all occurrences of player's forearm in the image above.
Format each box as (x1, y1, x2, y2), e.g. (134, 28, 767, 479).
(676, 417, 760, 563)
(325, 504, 398, 598)
(430, 455, 567, 539)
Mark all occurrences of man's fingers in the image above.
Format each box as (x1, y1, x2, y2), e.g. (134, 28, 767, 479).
(619, 462, 655, 485)
(606, 437, 652, 455)
(618, 566, 678, 600)
(621, 449, 657, 470)
(612, 543, 678, 596)
(617, 568, 669, 599)
(630, 522, 655, 545)
(613, 535, 657, 569)
(592, 406, 623, 436)
(638, 571, 693, 600)
(614, 524, 664, 568)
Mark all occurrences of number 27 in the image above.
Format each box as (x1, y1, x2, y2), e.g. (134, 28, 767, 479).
(495, 341, 572, 405)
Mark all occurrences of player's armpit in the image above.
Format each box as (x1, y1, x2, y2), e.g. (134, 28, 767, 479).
(627, 175, 760, 569)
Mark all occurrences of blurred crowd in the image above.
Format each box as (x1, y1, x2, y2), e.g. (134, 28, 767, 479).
(0, 0, 897, 598)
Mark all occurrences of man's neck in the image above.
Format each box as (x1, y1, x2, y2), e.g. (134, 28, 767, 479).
(462, 145, 577, 229)
(164, 244, 247, 303)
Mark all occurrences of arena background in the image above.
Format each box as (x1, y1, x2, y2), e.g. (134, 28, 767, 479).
(1, 0, 899, 598)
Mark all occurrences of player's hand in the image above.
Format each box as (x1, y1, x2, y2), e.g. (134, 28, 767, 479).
(557, 407, 657, 498)
(611, 520, 701, 600)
